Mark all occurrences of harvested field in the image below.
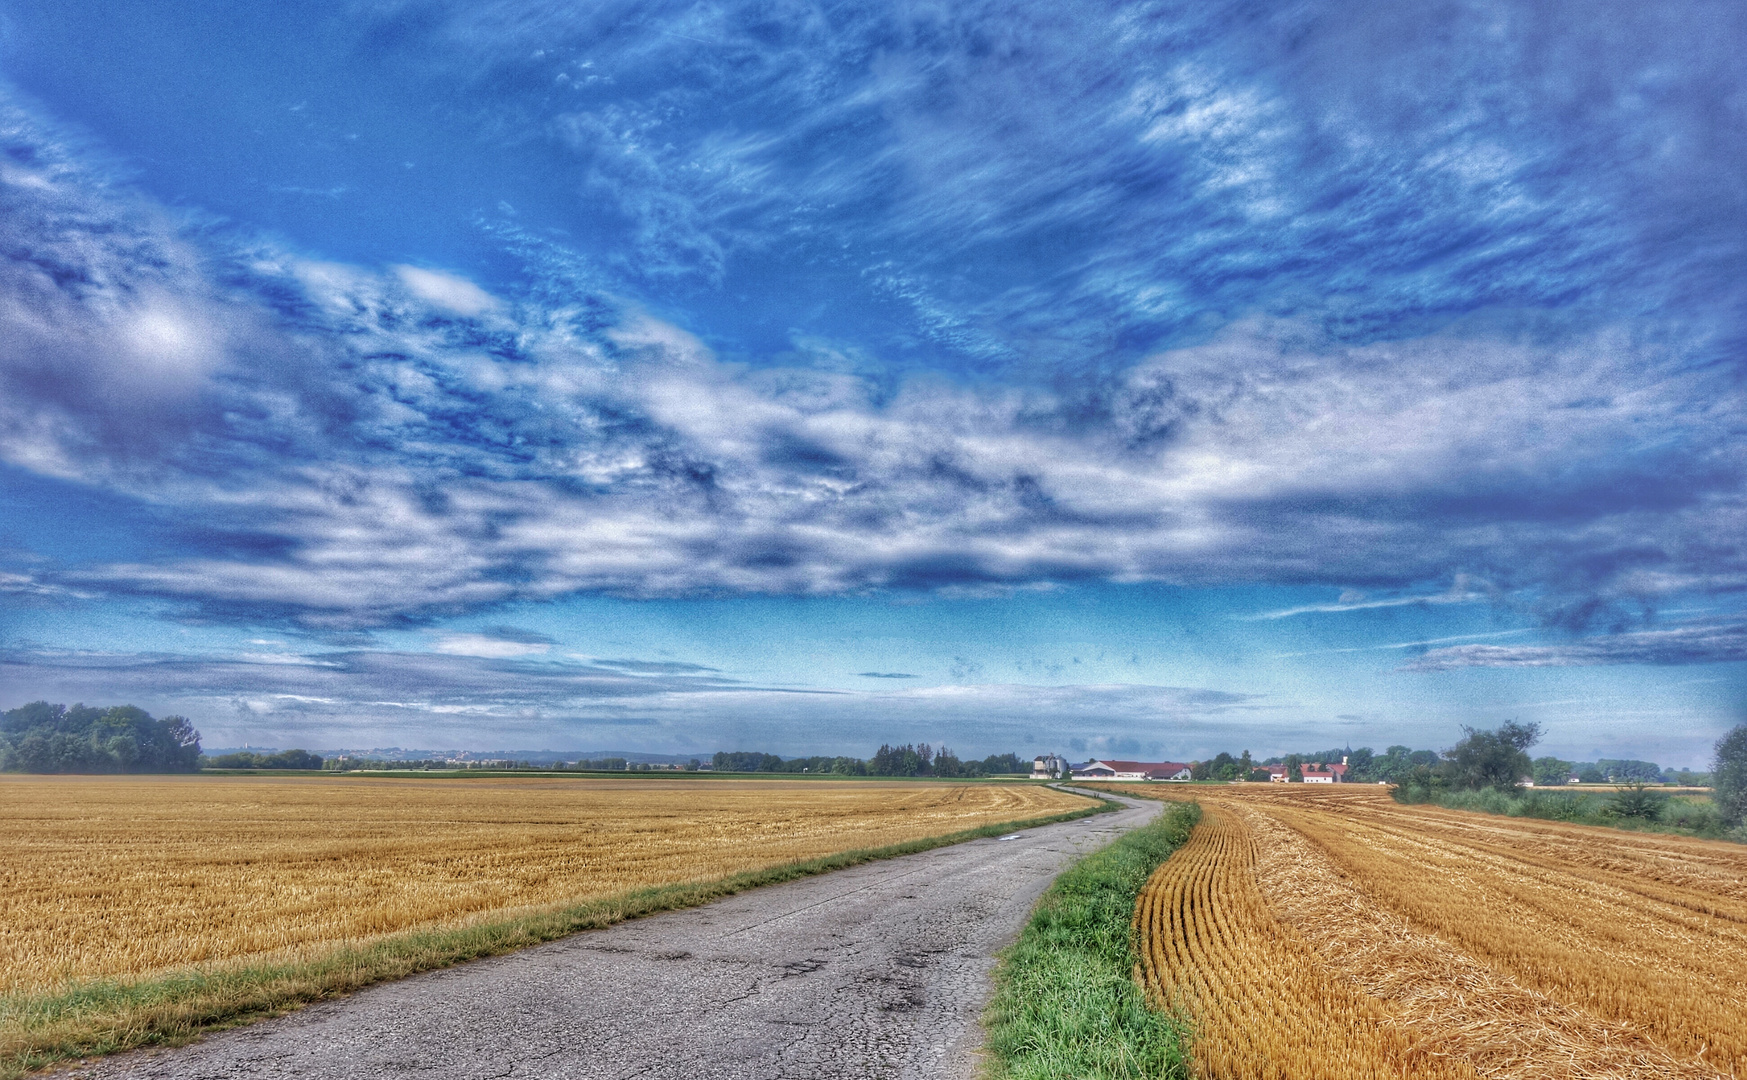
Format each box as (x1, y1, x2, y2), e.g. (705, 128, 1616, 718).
(1096, 783, 1747, 1080)
(0, 774, 1084, 995)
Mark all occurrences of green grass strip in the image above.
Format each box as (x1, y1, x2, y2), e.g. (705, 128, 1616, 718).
(982, 800, 1200, 1080)
(2, 796, 1113, 1079)
(1412, 786, 1747, 843)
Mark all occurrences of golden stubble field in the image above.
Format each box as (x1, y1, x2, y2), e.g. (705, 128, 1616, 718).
(1095, 782, 1747, 1080)
(0, 774, 1084, 995)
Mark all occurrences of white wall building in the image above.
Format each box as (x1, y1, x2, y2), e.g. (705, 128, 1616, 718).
(1031, 753, 1069, 779)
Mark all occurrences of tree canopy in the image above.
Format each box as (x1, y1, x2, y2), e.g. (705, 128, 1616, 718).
(1714, 724, 1747, 826)
(1445, 720, 1543, 793)
(1, 702, 201, 773)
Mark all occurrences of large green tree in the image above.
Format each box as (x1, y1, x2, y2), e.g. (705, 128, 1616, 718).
(1445, 720, 1542, 792)
(1714, 724, 1747, 826)
(1, 702, 201, 773)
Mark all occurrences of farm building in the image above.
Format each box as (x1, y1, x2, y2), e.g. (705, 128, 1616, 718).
(1300, 761, 1349, 783)
(1071, 759, 1193, 781)
(1266, 758, 1351, 783)
(1031, 754, 1069, 779)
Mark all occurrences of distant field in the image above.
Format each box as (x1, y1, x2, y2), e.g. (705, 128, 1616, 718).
(0, 775, 1083, 995)
(1095, 782, 1747, 1080)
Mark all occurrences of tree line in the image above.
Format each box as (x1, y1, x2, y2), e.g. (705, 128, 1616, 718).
(205, 749, 324, 770)
(1, 702, 202, 773)
(713, 745, 1025, 777)
(1388, 721, 1747, 829)
(1176, 746, 1441, 784)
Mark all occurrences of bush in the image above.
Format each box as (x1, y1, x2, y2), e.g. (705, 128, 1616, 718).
(1607, 781, 1665, 821)
(1658, 798, 1724, 833)
(1411, 786, 1733, 841)
(1389, 762, 1450, 804)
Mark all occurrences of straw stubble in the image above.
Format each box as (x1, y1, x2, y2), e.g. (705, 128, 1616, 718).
(1, 774, 1084, 995)
(1101, 783, 1747, 1080)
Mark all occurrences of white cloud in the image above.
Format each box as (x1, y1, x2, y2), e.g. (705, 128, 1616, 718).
(432, 633, 551, 659)
(392, 265, 499, 316)
(1248, 588, 1489, 621)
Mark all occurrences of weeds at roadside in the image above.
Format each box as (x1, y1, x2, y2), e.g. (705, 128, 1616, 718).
(982, 800, 1198, 1080)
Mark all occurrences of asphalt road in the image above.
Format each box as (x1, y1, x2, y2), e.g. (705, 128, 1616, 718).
(67, 788, 1158, 1080)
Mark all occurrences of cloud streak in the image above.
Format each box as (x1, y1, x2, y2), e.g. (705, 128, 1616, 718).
(1401, 620, 1747, 670)
(0, 644, 1275, 756)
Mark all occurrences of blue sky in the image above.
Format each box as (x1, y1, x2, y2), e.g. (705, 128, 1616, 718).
(1, 0, 1743, 764)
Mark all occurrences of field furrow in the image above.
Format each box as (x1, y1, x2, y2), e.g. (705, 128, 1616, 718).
(1272, 801, 1747, 1075)
(1100, 782, 1747, 1080)
(1133, 804, 1476, 1080)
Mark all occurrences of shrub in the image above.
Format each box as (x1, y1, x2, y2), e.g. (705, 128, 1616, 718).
(1607, 781, 1666, 821)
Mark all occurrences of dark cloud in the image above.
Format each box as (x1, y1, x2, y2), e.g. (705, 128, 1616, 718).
(479, 626, 556, 646)
(858, 672, 916, 679)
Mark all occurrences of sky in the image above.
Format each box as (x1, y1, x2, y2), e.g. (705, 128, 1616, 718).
(1, 0, 1744, 765)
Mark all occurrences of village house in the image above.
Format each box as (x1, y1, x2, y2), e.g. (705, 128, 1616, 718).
(1300, 759, 1350, 783)
(1070, 759, 1193, 781)
(1267, 757, 1351, 783)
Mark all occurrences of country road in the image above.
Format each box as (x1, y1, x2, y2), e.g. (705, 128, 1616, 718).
(64, 789, 1159, 1080)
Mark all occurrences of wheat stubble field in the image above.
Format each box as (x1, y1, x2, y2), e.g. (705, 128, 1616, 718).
(0, 774, 1084, 996)
(1093, 783, 1747, 1080)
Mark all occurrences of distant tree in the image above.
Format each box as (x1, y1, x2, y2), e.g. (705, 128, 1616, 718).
(1284, 754, 1303, 782)
(1577, 764, 1605, 784)
(1714, 725, 1747, 826)
(1446, 721, 1542, 792)
(712, 751, 785, 773)
(1248, 768, 1272, 783)
(1239, 750, 1253, 777)
(1595, 758, 1665, 783)
(1342, 747, 1376, 782)
(204, 748, 323, 770)
(1532, 756, 1575, 787)
(870, 743, 929, 776)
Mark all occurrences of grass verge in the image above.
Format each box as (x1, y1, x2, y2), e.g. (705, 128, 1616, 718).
(982, 800, 1200, 1080)
(1407, 786, 1747, 843)
(2, 795, 1114, 1079)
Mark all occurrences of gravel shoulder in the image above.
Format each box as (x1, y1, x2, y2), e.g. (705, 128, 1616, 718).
(63, 789, 1159, 1080)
